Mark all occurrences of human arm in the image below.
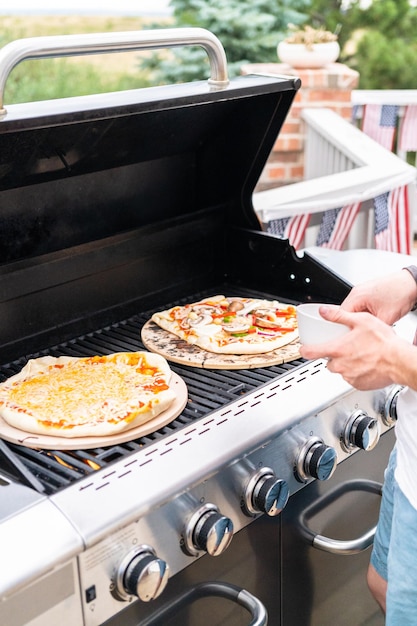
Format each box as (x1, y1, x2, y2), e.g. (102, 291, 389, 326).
(341, 267, 417, 323)
(299, 267, 417, 390)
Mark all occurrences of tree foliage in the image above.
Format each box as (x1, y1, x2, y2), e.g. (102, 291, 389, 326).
(140, 0, 311, 83)
(308, 0, 417, 88)
(343, 0, 417, 88)
(351, 32, 417, 89)
(141, 0, 417, 90)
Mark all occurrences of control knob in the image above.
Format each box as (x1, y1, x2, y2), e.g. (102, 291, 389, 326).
(383, 385, 404, 426)
(296, 437, 337, 482)
(343, 409, 380, 451)
(116, 545, 169, 602)
(244, 467, 289, 516)
(183, 503, 234, 557)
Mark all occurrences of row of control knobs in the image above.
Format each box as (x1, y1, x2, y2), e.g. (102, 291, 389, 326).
(115, 393, 401, 603)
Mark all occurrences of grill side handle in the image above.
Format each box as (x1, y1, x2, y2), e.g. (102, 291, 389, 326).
(296, 478, 383, 555)
(0, 27, 230, 115)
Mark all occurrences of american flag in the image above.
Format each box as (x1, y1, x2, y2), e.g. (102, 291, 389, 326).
(399, 105, 417, 152)
(268, 214, 311, 249)
(374, 185, 411, 254)
(362, 104, 399, 150)
(351, 104, 361, 123)
(315, 202, 362, 250)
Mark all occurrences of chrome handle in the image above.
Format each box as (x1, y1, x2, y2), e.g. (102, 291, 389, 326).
(297, 479, 382, 555)
(312, 526, 376, 555)
(140, 581, 268, 626)
(0, 27, 229, 115)
(237, 587, 268, 626)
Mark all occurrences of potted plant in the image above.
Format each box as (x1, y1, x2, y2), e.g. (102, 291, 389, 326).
(277, 24, 340, 69)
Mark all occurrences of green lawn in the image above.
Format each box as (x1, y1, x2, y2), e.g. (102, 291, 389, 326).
(1, 15, 171, 104)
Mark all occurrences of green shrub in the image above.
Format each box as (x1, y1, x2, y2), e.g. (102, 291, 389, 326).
(139, 0, 311, 83)
(350, 31, 417, 90)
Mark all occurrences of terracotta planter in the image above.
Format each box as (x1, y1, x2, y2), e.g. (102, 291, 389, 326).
(277, 41, 340, 69)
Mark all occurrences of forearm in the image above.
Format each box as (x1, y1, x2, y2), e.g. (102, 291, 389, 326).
(385, 337, 417, 391)
(342, 268, 417, 324)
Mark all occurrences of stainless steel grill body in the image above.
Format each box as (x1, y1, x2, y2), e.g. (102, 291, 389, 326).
(0, 30, 395, 626)
(0, 344, 394, 625)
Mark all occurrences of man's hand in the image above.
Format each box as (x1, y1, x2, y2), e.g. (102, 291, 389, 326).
(341, 269, 417, 324)
(299, 305, 409, 390)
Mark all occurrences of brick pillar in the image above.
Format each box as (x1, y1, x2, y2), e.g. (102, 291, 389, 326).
(241, 62, 360, 191)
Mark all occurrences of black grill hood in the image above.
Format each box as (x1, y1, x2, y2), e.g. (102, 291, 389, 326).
(0, 68, 351, 362)
(0, 74, 300, 254)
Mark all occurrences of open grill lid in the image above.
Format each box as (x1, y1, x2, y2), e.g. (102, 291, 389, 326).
(0, 72, 297, 256)
(0, 28, 350, 363)
(0, 28, 301, 260)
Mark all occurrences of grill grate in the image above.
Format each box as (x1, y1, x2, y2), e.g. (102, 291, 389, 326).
(0, 291, 304, 495)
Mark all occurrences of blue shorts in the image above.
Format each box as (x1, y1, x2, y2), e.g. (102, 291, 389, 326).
(371, 446, 417, 625)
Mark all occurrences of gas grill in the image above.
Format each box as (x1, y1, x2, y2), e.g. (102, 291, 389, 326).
(0, 29, 397, 626)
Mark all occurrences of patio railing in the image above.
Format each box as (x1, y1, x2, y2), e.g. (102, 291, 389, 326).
(253, 105, 417, 250)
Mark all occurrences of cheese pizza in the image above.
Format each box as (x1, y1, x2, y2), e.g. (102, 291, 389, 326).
(0, 352, 177, 438)
(151, 295, 298, 355)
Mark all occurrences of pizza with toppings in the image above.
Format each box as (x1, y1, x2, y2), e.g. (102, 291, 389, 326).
(150, 295, 298, 355)
(0, 352, 177, 438)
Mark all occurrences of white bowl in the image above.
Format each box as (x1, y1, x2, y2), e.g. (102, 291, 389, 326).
(296, 303, 349, 345)
(277, 41, 340, 69)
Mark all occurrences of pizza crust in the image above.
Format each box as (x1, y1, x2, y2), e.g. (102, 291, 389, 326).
(0, 352, 177, 438)
(141, 320, 301, 370)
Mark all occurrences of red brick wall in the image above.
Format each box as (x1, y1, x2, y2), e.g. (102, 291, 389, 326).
(241, 63, 360, 191)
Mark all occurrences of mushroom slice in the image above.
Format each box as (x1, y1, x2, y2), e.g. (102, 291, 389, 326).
(189, 314, 213, 327)
(192, 305, 217, 315)
(227, 299, 245, 313)
(253, 308, 280, 328)
(222, 316, 252, 334)
(254, 316, 278, 329)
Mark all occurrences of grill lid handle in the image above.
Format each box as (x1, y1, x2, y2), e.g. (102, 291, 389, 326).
(0, 27, 230, 116)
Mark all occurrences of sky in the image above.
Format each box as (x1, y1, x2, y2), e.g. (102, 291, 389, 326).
(0, 0, 172, 16)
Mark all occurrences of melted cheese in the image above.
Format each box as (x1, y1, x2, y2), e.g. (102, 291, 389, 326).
(0, 352, 175, 434)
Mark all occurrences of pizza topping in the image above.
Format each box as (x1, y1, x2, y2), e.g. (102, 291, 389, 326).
(254, 314, 279, 329)
(193, 305, 218, 316)
(0, 352, 177, 438)
(253, 307, 295, 329)
(211, 310, 236, 320)
(151, 296, 298, 356)
(256, 328, 281, 337)
(227, 300, 245, 313)
(222, 316, 252, 334)
(188, 313, 213, 327)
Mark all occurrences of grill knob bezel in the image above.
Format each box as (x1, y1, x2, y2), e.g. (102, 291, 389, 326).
(243, 466, 289, 516)
(296, 436, 338, 482)
(115, 545, 170, 602)
(183, 502, 234, 557)
(383, 385, 404, 426)
(342, 409, 381, 451)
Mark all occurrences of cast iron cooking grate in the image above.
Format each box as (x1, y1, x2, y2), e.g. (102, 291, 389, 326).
(0, 289, 303, 495)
